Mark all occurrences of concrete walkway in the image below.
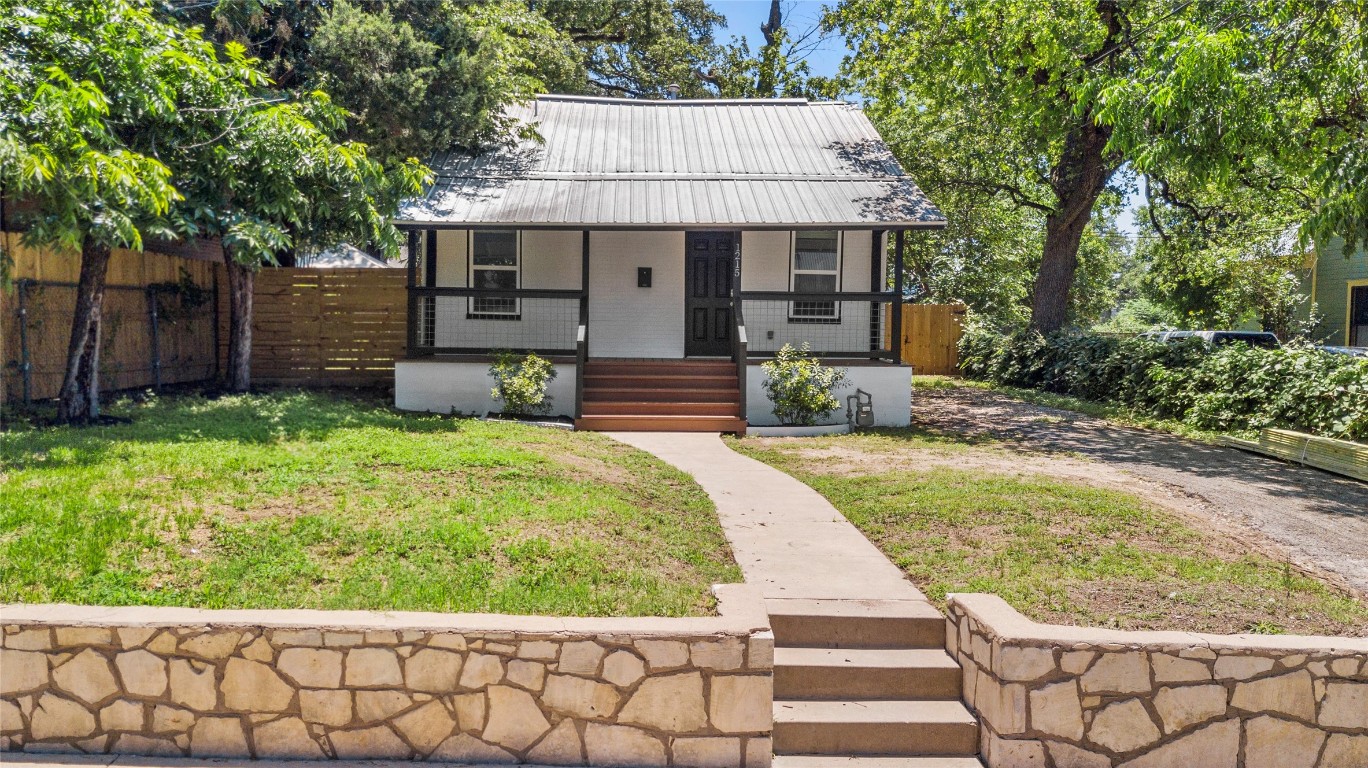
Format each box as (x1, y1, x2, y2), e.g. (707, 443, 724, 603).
(608, 433, 925, 602)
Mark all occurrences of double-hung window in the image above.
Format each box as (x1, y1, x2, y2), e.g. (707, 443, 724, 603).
(469, 230, 520, 319)
(789, 231, 840, 321)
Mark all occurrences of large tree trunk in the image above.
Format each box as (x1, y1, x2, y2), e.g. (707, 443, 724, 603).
(225, 255, 254, 393)
(56, 237, 112, 423)
(1028, 117, 1115, 334)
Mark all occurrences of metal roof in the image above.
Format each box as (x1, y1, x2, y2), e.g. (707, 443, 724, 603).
(397, 95, 945, 229)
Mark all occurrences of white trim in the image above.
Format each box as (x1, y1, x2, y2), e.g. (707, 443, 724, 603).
(468, 229, 522, 317)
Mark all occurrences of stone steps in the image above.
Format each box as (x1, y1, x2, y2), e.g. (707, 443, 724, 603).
(774, 648, 962, 700)
(772, 700, 979, 756)
(769, 599, 979, 761)
(773, 756, 985, 768)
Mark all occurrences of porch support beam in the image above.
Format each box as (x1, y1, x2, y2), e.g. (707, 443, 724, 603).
(576, 230, 590, 419)
(893, 229, 905, 366)
(406, 230, 420, 357)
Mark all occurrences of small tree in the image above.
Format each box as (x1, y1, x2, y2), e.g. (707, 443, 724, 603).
(760, 344, 849, 426)
(489, 352, 557, 417)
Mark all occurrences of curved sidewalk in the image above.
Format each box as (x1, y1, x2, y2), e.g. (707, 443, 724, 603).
(608, 432, 925, 602)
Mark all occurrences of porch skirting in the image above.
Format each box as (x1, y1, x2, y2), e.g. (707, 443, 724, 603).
(394, 360, 911, 428)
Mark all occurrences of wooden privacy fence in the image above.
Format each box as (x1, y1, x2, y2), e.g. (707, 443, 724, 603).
(889, 303, 967, 375)
(2, 233, 220, 404)
(226, 268, 407, 386)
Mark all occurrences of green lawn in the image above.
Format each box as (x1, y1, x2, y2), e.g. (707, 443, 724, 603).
(730, 429, 1368, 635)
(1, 391, 740, 616)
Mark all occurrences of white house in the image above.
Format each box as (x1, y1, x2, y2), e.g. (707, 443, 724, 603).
(393, 94, 945, 431)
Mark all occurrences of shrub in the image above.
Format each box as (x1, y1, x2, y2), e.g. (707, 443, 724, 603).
(489, 352, 557, 416)
(958, 327, 1368, 440)
(761, 343, 850, 426)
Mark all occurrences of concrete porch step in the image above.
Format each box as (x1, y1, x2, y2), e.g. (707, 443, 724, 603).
(772, 699, 979, 757)
(583, 373, 739, 390)
(585, 360, 737, 376)
(774, 756, 985, 768)
(575, 415, 746, 433)
(767, 598, 946, 649)
(775, 647, 962, 700)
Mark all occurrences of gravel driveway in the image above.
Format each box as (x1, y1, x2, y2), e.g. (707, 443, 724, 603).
(913, 385, 1368, 598)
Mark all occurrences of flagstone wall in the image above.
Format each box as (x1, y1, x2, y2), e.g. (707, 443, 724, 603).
(947, 594, 1368, 768)
(0, 585, 772, 767)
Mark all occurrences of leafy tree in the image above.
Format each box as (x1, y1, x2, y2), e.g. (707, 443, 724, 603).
(165, 89, 427, 391)
(0, 0, 232, 422)
(832, 0, 1366, 334)
(701, 0, 836, 99)
(537, 0, 725, 98)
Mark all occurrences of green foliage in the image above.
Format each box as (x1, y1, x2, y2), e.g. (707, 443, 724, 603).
(489, 352, 558, 417)
(760, 344, 849, 426)
(960, 327, 1368, 440)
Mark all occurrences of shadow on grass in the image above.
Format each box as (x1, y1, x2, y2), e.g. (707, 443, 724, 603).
(1, 387, 473, 471)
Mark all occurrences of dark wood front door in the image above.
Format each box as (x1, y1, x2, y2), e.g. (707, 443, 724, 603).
(685, 232, 735, 357)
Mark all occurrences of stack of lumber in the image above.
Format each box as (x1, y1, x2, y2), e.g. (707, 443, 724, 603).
(1218, 428, 1368, 482)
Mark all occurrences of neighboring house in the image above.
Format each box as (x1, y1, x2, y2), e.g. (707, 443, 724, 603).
(1307, 239, 1368, 346)
(297, 243, 395, 269)
(393, 94, 945, 431)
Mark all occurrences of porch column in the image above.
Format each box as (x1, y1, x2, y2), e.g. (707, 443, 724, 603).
(576, 230, 590, 419)
(405, 229, 419, 357)
(893, 229, 905, 366)
(871, 229, 885, 354)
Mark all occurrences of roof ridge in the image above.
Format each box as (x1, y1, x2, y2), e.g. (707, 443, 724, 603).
(533, 93, 853, 107)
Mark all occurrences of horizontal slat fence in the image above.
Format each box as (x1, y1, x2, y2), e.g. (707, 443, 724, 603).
(222, 268, 407, 386)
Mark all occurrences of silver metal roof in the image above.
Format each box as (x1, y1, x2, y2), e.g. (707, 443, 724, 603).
(397, 95, 945, 229)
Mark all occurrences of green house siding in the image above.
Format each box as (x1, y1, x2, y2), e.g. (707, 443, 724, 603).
(1312, 239, 1368, 345)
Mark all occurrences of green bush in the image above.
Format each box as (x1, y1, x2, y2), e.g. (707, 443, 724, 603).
(761, 344, 850, 426)
(959, 327, 1368, 440)
(489, 352, 557, 416)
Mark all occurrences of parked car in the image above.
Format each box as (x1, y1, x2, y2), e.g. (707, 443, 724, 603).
(1148, 330, 1282, 349)
(1317, 345, 1368, 358)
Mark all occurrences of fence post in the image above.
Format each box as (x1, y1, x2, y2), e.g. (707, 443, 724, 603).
(16, 278, 32, 405)
(146, 286, 162, 393)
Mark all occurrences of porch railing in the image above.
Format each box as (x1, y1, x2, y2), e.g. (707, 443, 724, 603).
(407, 287, 583, 356)
(738, 291, 898, 360)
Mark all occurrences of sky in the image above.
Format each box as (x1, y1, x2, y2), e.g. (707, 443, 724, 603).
(711, 1, 1145, 237)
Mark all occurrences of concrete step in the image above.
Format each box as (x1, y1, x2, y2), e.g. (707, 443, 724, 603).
(585, 360, 736, 376)
(583, 373, 739, 390)
(773, 700, 979, 757)
(574, 415, 747, 433)
(775, 647, 961, 700)
(774, 757, 984, 768)
(767, 598, 946, 649)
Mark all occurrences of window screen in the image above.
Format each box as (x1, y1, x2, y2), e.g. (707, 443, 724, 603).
(790, 231, 840, 319)
(470, 231, 519, 317)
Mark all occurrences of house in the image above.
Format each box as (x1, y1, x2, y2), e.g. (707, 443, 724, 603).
(1307, 239, 1368, 347)
(392, 94, 945, 431)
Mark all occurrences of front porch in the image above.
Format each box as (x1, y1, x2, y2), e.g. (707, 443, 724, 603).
(395, 228, 917, 429)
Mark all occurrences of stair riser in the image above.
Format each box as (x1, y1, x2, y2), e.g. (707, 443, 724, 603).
(586, 363, 736, 376)
(770, 615, 946, 649)
(575, 417, 746, 433)
(584, 389, 739, 403)
(584, 375, 738, 390)
(582, 403, 741, 417)
(775, 665, 961, 700)
(773, 722, 978, 757)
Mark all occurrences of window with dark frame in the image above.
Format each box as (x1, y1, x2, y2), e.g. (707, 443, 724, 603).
(469, 230, 520, 319)
(789, 231, 840, 321)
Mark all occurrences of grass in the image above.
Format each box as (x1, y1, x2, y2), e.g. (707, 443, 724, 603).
(0, 390, 740, 616)
(913, 375, 1234, 442)
(729, 429, 1368, 635)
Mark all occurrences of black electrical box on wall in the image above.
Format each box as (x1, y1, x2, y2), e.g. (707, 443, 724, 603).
(637, 267, 652, 287)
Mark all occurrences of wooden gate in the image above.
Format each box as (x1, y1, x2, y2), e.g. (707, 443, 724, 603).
(893, 303, 966, 375)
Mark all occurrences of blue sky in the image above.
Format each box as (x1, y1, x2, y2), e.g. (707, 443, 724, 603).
(711, 1, 1144, 237)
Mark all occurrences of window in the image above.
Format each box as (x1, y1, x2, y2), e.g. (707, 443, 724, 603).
(789, 231, 840, 321)
(469, 230, 519, 318)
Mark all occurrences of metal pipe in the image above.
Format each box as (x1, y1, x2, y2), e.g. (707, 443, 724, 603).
(146, 286, 162, 393)
(16, 278, 32, 405)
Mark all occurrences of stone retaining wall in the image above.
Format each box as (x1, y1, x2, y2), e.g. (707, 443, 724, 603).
(0, 585, 772, 767)
(947, 594, 1368, 768)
